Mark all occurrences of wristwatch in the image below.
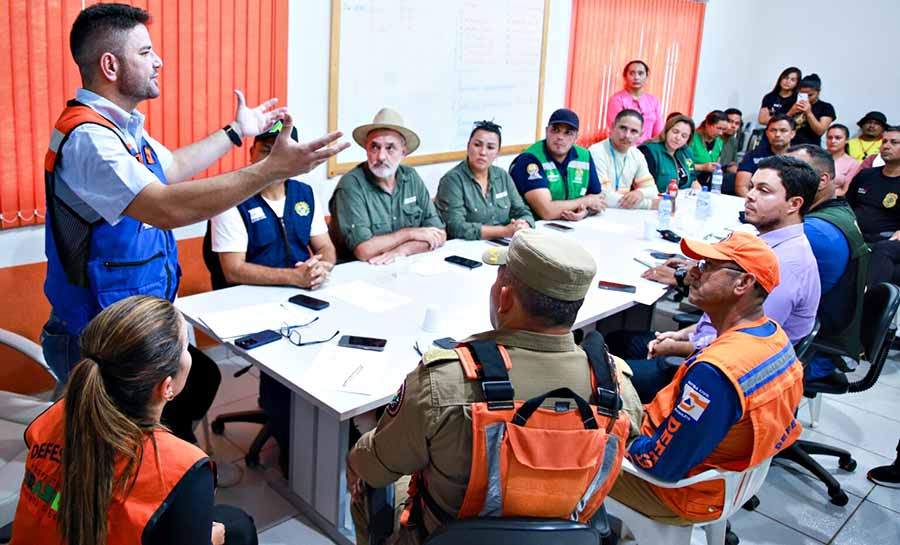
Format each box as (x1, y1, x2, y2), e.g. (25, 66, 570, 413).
(223, 124, 242, 147)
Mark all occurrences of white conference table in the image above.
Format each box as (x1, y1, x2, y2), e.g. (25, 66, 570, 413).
(175, 191, 747, 545)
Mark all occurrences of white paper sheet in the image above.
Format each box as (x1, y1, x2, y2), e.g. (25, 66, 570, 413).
(409, 257, 455, 276)
(580, 218, 631, 234)
(197, 302, 315, 339)
(322, 280, 411, 313)
(302, 344, 389, 395)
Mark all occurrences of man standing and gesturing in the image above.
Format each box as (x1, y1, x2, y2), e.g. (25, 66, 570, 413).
(42, 3, 348, 447)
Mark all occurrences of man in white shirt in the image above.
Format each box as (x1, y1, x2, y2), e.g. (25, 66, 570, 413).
(211, 120, 336, 289)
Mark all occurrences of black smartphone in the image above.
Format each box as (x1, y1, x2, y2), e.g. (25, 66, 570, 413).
(289, 293, 330, 311)
(738, 210, 749, 224)
(598, 280, 637, 293)
(649, 251, 676, 260)
(545, 222, 573, 232)
(235, 329, 282, 350)
(445, 255, 482, 269)
(488, 237, 511, 246)
(657, 229, 682, 243)
(433, 337, 458, 349)
(338, 335, 388, 351)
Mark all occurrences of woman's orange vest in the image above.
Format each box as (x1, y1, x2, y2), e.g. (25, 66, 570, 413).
(403, 338, 632, 528)
(637, 318, 804, 521)
(10, 401, 209, 545)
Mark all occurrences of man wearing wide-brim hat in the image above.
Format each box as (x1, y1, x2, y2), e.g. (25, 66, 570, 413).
(328, 108, 446, 264)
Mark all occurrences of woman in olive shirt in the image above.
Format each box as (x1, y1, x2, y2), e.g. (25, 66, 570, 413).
(436, 121, 534, 240)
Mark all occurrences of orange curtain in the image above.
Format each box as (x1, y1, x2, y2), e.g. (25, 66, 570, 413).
(566, 0, 705, 148)
(0, 0, 289, 230)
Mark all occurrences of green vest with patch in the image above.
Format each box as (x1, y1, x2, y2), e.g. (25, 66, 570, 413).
(807, 199, 870, 358)
(524, 141, 592, 201)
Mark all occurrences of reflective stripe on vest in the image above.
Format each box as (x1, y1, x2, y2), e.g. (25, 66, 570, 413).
(640, 317, 804, 521)
(523, 141, 592, 200)
(10, 401, 208, 545)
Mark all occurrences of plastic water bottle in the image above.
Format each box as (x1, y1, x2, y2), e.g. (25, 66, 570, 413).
(695, 187, 712, 221)
(658, 195, 672, 230)
(711, 165, 723, 194)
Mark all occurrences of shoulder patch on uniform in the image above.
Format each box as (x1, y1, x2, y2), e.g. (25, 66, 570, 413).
(422, 348, 460, 367)
(386, 381, 405, 417)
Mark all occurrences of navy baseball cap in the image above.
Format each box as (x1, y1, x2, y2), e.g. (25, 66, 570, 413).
(548, 108, 580, 131)
(254, 119, 299, 144)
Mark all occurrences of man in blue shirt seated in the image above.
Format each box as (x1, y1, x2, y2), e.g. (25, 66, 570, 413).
(509, 108, 606, 220)
(734, 115, 795, 196)
(787, 144, 870, 382)
(210, 121, 337, 471)
(611, 232, 805, 524)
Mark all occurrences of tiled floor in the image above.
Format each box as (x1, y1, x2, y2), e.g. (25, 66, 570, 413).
(201, 345, 900, 545)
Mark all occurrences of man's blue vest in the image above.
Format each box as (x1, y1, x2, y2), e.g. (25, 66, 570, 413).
(44, 102, 180, 336)
(236, 180, 315, 268)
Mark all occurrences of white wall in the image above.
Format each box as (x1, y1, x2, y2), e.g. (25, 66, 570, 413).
(288, 0, 574, 207)
(0, 0, 574, 268)
(693, 0, 900, 134)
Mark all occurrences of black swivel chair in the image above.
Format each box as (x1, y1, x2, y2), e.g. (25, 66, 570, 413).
(775, 282, 900, 505)
(423, 518, 601, 545)
(202, 222, 274, 467)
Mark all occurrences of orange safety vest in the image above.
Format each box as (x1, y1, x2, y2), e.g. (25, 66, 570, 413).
(10, 401, 209, 545)
(402, 338, 632, 531)
(637, 317, 804, 521)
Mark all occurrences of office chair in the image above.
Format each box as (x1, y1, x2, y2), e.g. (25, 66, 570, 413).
(202, 223, 274, 467)
(423, 517, 601, 545)
(775, 283, 900, 505)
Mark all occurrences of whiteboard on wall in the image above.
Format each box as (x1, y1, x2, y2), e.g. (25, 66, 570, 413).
(327, 0, 550, 177)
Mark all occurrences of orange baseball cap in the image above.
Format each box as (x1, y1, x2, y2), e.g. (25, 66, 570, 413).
(680, 231, 780, 293)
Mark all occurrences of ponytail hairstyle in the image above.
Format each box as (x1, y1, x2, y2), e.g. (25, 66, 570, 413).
(59, 295, 185, 545)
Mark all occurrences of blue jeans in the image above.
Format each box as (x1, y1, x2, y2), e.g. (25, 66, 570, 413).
(40, 312, 81, 384)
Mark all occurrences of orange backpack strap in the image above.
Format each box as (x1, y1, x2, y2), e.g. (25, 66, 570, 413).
(581, 332, 624, 432)
(454, 340, 515, 410)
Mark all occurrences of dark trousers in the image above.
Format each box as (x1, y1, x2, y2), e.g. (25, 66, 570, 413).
(605, 329, 680, 403)
(867, 239, 900, 287)
(258, 372, 291, 456)
(213, 504, 259, 545)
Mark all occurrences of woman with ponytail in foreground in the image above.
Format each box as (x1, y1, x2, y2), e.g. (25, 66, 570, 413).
(10, 295, 257, 545)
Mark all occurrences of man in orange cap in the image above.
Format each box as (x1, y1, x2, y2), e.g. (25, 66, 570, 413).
(610, 231, 805, 525)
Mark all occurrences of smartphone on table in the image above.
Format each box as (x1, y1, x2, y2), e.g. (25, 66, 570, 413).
(235, 329, 282, 350)
(544, 222, 573, 232)
(289, 293, 330, 310)
(598, 280, 637, 293)
(657, 229, 682, 243)
(339, 335, 388, 352)
(445, 255, 482, 269)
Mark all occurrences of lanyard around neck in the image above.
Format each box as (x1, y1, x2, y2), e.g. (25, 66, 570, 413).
(609, 140, 626, 189)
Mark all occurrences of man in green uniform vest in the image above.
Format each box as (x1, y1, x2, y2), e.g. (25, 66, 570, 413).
(509, 109, 606, 221)
(787, 144, 870, 382)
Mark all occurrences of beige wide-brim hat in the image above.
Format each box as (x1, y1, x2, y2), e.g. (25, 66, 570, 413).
(352, 108, 421, 155)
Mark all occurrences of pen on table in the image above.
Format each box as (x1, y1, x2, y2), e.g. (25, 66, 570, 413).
(633, 257, 654, 269)
(342, 364, 364, 388)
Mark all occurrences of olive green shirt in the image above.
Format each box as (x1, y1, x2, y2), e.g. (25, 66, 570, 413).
(329, 163, 445, 259)
(435, 160, 535, 240)
(720, 135, 739, 166)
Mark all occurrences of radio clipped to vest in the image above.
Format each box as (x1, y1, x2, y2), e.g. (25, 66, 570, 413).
(405, 334, 631, 529)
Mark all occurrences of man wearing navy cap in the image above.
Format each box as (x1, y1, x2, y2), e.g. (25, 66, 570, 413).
(509, 108, 605, 221)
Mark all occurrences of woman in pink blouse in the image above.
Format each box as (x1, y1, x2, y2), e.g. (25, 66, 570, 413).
(606, 60, 663, 145)
(826, 124, 860, 196)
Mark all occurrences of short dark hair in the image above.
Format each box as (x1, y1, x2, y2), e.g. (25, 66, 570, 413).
(725, 108, 743, 118)
(756, 155, 819, 216)
(70, 3, 151, 83)
(767, 114, 796, 130)
(787, 144, 835, 180)
(623, 60, 649, 77)
(615, 108, 644, 127)
(500, 267, 583, 328)
(886, 125, 900, 133)
(469, 120, 502, 147)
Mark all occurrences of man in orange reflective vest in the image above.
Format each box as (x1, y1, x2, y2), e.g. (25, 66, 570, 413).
(347, 229, 644, 545)
(611, 231, 805, 524)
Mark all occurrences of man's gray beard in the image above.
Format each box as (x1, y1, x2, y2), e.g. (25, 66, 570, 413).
(370, 162, 398, 178)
